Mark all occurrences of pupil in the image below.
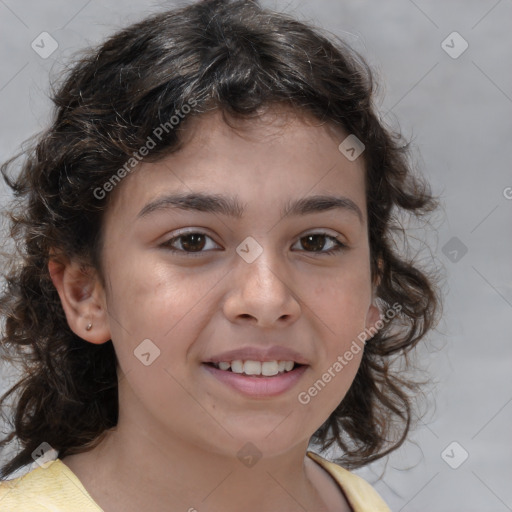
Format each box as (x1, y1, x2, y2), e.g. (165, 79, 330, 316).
(302, 234, 325, 252)
(182, 233, 205, 251)
(180, 234, 327, 252)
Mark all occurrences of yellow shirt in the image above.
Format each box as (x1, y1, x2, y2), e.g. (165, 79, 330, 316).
(0, 450, 391, 511)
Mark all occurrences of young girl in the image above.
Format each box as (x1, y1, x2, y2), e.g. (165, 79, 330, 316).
(0, 1, 440, 510)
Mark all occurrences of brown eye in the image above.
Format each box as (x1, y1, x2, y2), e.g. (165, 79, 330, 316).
(162, 232, 220, 253)
(301, 234, 327, 252)
(294, 233, 346, 254)
(179, 233, 207, 252)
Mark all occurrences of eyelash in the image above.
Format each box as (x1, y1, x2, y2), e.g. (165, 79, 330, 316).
(160, 231, 347, 256)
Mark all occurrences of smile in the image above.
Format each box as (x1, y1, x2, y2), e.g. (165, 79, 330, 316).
(202, 361, 308, 398)
(206, 359, 300, 376)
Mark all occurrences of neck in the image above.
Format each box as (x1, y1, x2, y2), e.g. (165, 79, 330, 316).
(62, 411, 331, 512)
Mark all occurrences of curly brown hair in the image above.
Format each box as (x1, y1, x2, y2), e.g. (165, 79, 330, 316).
(0, 0, 440, 479)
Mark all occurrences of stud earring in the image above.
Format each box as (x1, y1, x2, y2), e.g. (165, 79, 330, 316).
(85, 322, 93, 331)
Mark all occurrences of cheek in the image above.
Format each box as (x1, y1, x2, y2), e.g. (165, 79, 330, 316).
(105, 259, 194, 333)
(104, 259, 224, 374)
(298, 266, 370, 403)
(309, 266, 372, 334)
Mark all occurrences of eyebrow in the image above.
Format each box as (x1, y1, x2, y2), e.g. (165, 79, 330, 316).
(137, 192, 363, 223)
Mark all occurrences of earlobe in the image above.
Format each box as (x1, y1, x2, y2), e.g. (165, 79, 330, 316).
(365, 301, 381, 333)
(48, 256, 111, 344)
(364, 286, 382, 342)
(365, 261, 384, 339)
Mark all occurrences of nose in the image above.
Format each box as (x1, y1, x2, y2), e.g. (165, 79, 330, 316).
(222, 248, 301, 328)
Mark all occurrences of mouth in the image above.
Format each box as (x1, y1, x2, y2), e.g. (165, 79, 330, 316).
(201, 360, 309, 398)
(203, 360, 305, 377)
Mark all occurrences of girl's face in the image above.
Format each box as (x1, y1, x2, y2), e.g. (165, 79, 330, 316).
(96, 108, 380, 458)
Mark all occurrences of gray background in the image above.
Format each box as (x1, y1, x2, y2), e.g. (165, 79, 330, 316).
(1, 1, 511, 511)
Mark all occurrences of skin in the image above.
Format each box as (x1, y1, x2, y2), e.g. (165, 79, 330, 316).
(49, 106, 381, 512)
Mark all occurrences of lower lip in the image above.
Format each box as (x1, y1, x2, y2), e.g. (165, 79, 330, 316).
(202, 364, 308, 398)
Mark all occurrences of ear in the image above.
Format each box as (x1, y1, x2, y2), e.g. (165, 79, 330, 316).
(364, 297, 381, 336)
(364, 261, 383, 338)
(48, 256, 111, 344)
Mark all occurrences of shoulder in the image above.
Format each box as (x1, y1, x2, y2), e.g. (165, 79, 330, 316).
(306, 451, 391, 512)
(0, 458, 102, 511)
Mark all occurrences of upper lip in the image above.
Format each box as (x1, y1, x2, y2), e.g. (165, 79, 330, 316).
(203, 346, 310, 365)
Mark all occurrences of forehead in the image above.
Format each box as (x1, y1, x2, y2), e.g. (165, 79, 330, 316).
(175, 106, 354, 162)
(104, 107, 368, 226)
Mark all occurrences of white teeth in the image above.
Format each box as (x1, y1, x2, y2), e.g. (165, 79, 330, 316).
(243, 360, 261, 375)
(231, 360, 244, 373)
(213, 360, 297, 376)
(261, 361, 279, 376)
